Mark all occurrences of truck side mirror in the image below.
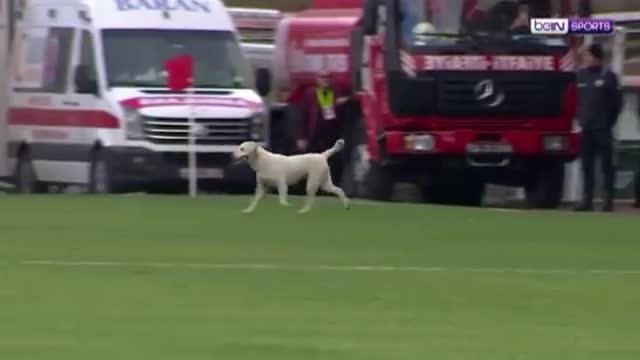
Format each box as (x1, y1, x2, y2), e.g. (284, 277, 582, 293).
(74, 65, 98, 95)
(363, 0, 379, 35)
(255, 68, 271, 97)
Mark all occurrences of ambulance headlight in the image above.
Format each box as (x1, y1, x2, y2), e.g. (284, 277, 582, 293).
(250, 112, 267, 140)
(123, 106, 144, 140)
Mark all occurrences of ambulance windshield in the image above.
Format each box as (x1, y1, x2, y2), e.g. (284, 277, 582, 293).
(102, 29, 253, 89)
(397, 0, 566, 48)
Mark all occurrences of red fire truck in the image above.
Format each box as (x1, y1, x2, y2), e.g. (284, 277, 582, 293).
(272, 0, 588, 207)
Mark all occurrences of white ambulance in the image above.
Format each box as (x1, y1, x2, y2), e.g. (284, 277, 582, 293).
(6, 0, 271, 193)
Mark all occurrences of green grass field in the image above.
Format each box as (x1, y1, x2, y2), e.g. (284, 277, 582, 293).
(1, 195, 639, 360)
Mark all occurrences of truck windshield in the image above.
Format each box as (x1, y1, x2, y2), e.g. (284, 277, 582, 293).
(398, 0, 567, 48)
(102, 29, 253, 89)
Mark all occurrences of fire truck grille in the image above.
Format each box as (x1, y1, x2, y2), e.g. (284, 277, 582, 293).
(143, 117, 252, 145)
(437, 77, 565, 116)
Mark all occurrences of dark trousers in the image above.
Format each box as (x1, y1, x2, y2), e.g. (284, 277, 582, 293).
(309, 121, 343, 183)
(634, 170, 640, 206)
(581, 129, 615, 205)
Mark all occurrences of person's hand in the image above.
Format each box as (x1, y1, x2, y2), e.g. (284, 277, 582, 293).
(511, 13, 528, 28)
(336, 97, 349, 105)
(297, 139, 308, 151)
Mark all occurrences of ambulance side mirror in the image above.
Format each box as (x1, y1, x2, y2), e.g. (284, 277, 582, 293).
(74, 65, 98, 95)
(255, 68, 271, 97)
(363, 0, 378, 35)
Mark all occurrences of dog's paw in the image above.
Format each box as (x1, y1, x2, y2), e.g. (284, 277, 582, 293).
(344, 199, 351, 210)
(297, 208, 311, 214)
(242, 208, 256, 214)
(280, 202, 292, 207)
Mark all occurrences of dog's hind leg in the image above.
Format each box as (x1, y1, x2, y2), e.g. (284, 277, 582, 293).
(298, 176, 321, 214)
(321, 177, 350, 210)
(277, 178, 292, 206)
(243, 178, 266, 213)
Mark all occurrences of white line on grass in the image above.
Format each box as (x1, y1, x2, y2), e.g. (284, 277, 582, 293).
(12, 260, 640, 276)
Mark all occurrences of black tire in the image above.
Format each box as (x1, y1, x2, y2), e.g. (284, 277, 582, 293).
(420, 177, 485, 207)
(362, 161, 394, 201)
(633, 170, 639, 208)
(88, 148, 120, 194)
(525, 164, 565, 209)
(14, 150, 45, 194)
(341, 116, 393, 201)
(420, 183, 448, 205)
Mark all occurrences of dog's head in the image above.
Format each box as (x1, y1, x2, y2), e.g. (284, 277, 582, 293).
(232, 141, 259, 164)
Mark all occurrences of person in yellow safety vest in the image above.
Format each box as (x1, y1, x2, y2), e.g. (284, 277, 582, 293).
(297, 70, 349, 178)
(297, 70, 348, 151)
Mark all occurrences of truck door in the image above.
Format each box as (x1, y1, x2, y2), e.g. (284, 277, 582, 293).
(70, 28, 102, 128)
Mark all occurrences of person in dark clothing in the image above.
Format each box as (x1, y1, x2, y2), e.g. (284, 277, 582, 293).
(635, 90, 640, 208)
(574, 43, 623, 212)
(298, 70, 348, 181)
(509, 1, 531, 33)
(635, 169, 640, 208)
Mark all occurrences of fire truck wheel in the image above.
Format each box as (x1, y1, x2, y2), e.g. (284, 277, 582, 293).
(421, 179, 484, 207)
(525, 165, 565, 209)
(634, 171, 640, 208)
(340, 111, 393, 201)
(459, 182, 485, 206)
(341, 146, 393, 201)
(363, 162, 394, 201)
(14, 150, 46, 194)
(341, 118, 393, 201)
(89, 149, 120, 194)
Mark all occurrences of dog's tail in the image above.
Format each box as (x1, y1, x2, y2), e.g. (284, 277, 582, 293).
(322, 139, 345, 159)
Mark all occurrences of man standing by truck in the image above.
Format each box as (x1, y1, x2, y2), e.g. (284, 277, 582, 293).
(574, 43, 623, 212)
(297, 70, 348, 179)
(635, 89, 640, 209)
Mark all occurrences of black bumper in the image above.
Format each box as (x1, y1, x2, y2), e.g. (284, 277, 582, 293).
(382, 154, 576, 186)
(107, 147, 254, 185)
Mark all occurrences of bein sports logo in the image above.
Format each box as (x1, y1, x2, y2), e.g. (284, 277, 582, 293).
(530, 18, 568, 35)
(530, 18, 614, 35)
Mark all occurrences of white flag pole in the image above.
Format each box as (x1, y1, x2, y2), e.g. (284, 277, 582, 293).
(187, 86, 197, 198)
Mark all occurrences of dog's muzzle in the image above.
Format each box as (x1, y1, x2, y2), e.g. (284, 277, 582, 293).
(232, 154, 248, 165)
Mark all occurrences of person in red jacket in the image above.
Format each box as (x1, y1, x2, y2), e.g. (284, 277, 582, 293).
(297, 70, 349, 180)
(297, 70, 348, 152)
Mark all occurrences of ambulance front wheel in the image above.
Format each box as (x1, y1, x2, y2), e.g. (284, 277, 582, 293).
(14, 149, 46, 194)
(89, 148, 122, 194)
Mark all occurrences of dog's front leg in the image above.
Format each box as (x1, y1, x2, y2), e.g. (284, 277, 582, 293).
(277, 178, 292, 206)
(242, 178, 265, 213)
(299, 178, 320, 214)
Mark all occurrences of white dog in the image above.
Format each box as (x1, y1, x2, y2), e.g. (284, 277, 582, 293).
(232, 139, 350, 214)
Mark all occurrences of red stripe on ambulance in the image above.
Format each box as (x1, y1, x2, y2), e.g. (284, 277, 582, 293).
(7, 108, 120, 128)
